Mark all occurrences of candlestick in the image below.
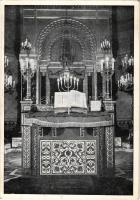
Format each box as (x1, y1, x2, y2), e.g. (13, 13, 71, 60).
(118, 80, 120, 87)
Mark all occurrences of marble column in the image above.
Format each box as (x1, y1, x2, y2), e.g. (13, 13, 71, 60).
(36, 69, 39, 104)
(92, 69, 95, 100)
(26, 57, 31, 100)
(52, 127, 57, 137)
(94, 66, 97, 100)
(83, 71, 88, 103)
(46, 70, 50, 105)
(39, 72, 41, 104)
(26, 73, 31, 100)
(80, 127, 85, 137)
(102, 75, 106, 99)
(106, 73, 110, 99)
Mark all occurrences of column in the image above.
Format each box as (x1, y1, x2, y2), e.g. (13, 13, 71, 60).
(92, 69, 95, 100)
(39, 72, 41, 104)
(26, 76, 31, 99)
(106, 72, 110, 99)
(46, 70, 50, 105)
(83, 71, 88, 103)
(26, 58, 31, 100)
(52, 127, 57, 137)
(80, 127, 85, 137)
(94, 66, 97, 100)
(36, 69, 39, 104)
(102, 75, 106, 99)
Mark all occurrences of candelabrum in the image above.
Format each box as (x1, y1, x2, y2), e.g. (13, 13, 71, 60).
(57, 66, 79, 92)
(4, 55, 15, 94)
(19, 38, 36, 100)
(118, 54, 134, 92)
(100, 56, 115, 100)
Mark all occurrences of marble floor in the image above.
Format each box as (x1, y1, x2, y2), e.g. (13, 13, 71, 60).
(4, 148, 133, 194)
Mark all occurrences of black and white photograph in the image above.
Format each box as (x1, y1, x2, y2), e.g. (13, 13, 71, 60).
(2, 2, 139, 198)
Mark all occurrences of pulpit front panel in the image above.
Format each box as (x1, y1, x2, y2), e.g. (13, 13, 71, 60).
(40, 140, 97, 175)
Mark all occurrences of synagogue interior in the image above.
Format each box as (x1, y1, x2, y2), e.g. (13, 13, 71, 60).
(4, 5, 134, 194)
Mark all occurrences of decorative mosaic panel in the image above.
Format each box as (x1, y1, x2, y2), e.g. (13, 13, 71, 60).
(98, 127, 105, 176)
(40, 140, 97, 175)
(105, 126, 114, 169)
(31, 125, 39, 175)
(22, 126, 31, 169)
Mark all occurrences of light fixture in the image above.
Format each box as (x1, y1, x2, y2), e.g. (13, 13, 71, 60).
(57, 63, 79, 92)
(57, 10, 79, 92)
(101, 38, 111, 52)
(4, 55, 15, 94)
(21, 38, 32, 53)
(100, 55, 115, 99)
(118, 54, 134, 92)
(19, 38, 37, 100)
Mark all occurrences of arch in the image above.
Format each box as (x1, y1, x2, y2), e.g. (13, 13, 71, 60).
(50, 36, 83, 62)
(43, 34, 85, 61)
(36, 18, 97, 61)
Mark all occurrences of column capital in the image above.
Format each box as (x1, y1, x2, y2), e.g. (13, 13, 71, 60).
(103, 100, 116, 111)
(20, 100, 33, 112)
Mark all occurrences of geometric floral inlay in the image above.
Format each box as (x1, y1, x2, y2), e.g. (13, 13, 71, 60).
(40, 140, 97, 175)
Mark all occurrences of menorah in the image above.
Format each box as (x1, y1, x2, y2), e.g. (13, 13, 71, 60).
(57, 66, 79, 92)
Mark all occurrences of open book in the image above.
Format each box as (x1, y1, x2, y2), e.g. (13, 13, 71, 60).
(54, 90, 87, 109)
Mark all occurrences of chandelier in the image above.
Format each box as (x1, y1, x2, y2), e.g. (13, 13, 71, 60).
(57, 12, 79, 92)
(4, 55, 15, 94)
(118, 54, 134, 92)
(101, 38, 111, 52)
(21, 38, 32, 53)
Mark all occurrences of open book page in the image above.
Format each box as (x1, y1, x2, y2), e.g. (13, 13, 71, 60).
(54, 90, 87, 109)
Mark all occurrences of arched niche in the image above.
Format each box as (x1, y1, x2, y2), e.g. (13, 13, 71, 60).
(43, 35, 83, 62)
(36, 19, 97, 62)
